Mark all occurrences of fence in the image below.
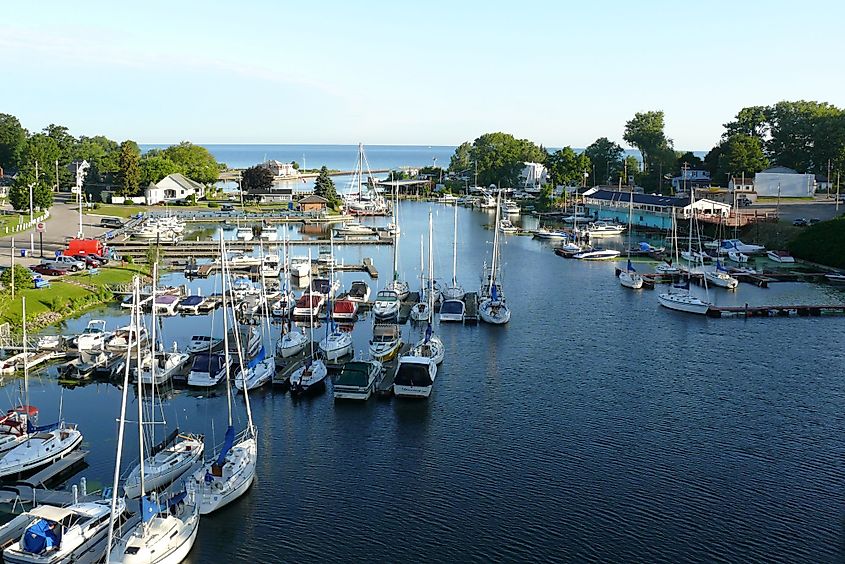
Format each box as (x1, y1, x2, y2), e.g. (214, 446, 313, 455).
(2, 210, 51, 236)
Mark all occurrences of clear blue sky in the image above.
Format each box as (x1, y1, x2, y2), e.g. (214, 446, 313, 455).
(3, 0, 843, 150)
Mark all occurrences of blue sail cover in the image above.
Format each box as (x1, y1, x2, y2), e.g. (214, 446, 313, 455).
(639, 242, 651, 252)
(717, 260, 728, 272)
(141, 495, 166, 523)
(491, 284, 499, 301)
(247, 346, 266, 369)
(27, 420, 59, 434)
(627, 259, 636, 272)
(215, 425, 235, 467)
(23, 519, 59, 553)
(424, 323, 432, 343)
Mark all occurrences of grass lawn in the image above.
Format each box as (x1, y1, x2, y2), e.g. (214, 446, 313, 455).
(87, 204, 148, 218)
(74, 264, 148, 286)
(756, 196, 816, 203)
(0, 212, 33, 235)
(1, 281, 91, 325)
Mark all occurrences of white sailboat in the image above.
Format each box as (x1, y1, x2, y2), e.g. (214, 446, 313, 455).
(409, 211, 445, 365)
(441, 204, 464, 301)
(189, 236, 258, 515)
(619, 190, 643, 289)
(289, 250, 329, 396)
(705, 260, 739, 290)
(479, 191, 511, 325)
(0, 297, 83, 480)
(410, 235, 431, 322)
(385, 182, 409, 300)
(318, 236, 353, 362)
(276, 228, 308, 359)
(108, 278, 200, 564)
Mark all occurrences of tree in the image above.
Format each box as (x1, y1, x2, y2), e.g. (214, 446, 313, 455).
(161, 142, 220, 184)
(584, 137, 624, 185)
(8, 168, 52, 211)
(676, 151, 703, 171)
(43, 124, 76, 163)
(723, 106, 769, 140)
(313, 166, 340, 207)
(0, 113, 27, 170)
(623, 111, 673, 175)
(241, 165, 274, 191)
(464, 132, 546, 187)
(140, 154, 182, 186)
(449, 141, 472, 174)
(766, 100, 840, 172)
(0, 265, 34, 292)
(703, 145, 722, 179)
(717, 134, 769, 181)
(290, 161, 300, 170)
(117, 140, 141, 196)
(546, 147, 590, 187)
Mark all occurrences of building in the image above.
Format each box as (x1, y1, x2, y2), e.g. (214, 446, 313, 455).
(520, 162, 548, 193)
(728, 175, 754, 193)
(261, 160, 299, 177)
(244, 186, 294, 204)
(144, 173, 206, 205)
(680, 198, 731, 219)
(754, 166, 815, 197)
(298, 194, 329, 213)
(582, 188, 687, 229)
(671, 169, 711, 193)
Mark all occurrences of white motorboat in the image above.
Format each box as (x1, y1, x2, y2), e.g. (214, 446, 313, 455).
(106, 325, 148, 354)
(0, 423, 83, 478)
(334, 222, 376, 236)
(561, 213, 589, 224)
(260, 255, 281, 278)
(293, 293, 325, 318)
(228, 252, 262, 269)
(585, 221, 625, 237)
(501, 199, 521, 215)
(259, 225, 278, 241)
(0, 353, 36, 375)
(289, 256, 311, 278)
(705, 261, 739, 290)
(534, 228, 568, 240)
(234, 356, 275, 391)
(347, 281, 371, 303)
(270, 290, 296, 317)
(2, 500, 126, 564)
(727, 249, 749, 263)
(333, 360, 382, 401)
(35, 335, 63, 351)
(573, 249, 621, 260)
(276, 327, 308, 359)
(385, 279, 409, 301)
(123, 432, 204, 499)
(372, 290, 400, 321)
(186, 335, 222, 354)
(137, 350, 191, 385)
(332, 298, 359, 321)
(681, 250, 713, 263)
(187, 353, 230, 387)
(369, 324, 403, 362)
(767, 250, 795, 263)
(721, 239, 766, 254)
(825, 273, 845, 285)
(235, 226, 254, 241)
(289, 356, 329, 396)
(657, 291, 711, 314)
(76, 319, 109, 352)
(499, 218, 518, 233)
(439, 298, 465, 322)
(393, 355, 437, 399)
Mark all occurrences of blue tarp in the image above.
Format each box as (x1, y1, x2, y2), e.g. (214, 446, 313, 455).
(639, 242, 651, 252)
(23, 519, 59, 554)
(247, 346, 266, 369)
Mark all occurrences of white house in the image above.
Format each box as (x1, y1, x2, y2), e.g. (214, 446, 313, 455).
(754, 166, 815, 197)
(144, 173, 205, 205)
(520, 162, 548, 193)
(261, 160, 299, 177)
(728, 175, 754, 194)
(681, 198, 731, 219)
(671, 169, 711, 193)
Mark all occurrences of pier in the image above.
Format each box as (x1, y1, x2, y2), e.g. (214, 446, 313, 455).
(464, 292, 479, 324)
(108, 237, 392, 259)
(706, 304, 845, 318)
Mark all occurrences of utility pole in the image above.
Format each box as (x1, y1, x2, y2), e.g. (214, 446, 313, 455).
(10, 238, 14, 299)
(30, 160, 38, 223)
(836, 171, 841, 214)
(55, 160, 59, 192)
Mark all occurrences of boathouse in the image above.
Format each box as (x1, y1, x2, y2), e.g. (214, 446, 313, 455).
(298, 194, 329, 212)
(582, 188, 687, 229)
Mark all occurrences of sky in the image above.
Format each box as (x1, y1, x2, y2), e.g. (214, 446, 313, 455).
(2, 0, 844, 151)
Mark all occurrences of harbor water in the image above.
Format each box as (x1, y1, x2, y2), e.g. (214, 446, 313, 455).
(6, 202, 845, 562)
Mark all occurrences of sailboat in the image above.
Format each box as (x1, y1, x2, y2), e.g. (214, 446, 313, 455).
(319, 236, 353, 361)
(705, 259, 739, 290)
(276, 229, 308, 359)
(441, 204, 464, 301)
(619, 189, 643, 289)
(189, 237, 258, 515)
(408, 211, 445, 365)
(344, 143, 389, 216)
(289, 250, 329, 396)
(108, 278, 200, 563)
(656, 208, 682, 274)
(658, 192, 712, 314)
(410, 235, 431, 322)
(0, 297, 83, 479)
(384, 182, 409, 300)
(479, 191, 511, 325)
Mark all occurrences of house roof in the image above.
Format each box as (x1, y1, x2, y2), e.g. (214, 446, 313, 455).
(759, 166, 799, 175)
(730, 176, 754, 184)
(156, 173, 204, 191)
(585, 189, 687, 208)
(246, 186, 293, 195)
(299, 194, 328, 204)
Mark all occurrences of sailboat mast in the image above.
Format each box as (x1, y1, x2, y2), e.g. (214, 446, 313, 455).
(357, 143, 363, 202)
(489, 191, 502, 295)
(428, 210, 434, 310)
(452, 204, 458, 286)
(134, 279, 147, 524)
(627, 189, 634, 256)
(149, 263, 157, 395)
(219, 233, 233, 428)
(22, 297, 28, 420)
(419, 235, 424, 296)
(392, 183, 399, 282)
(308, 249, 315, 358)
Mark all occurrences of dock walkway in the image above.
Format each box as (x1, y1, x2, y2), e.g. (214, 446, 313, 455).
(464, 292, 479, 324)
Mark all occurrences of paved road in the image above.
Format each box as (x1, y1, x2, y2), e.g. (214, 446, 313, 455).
(749, 197, 844, 223)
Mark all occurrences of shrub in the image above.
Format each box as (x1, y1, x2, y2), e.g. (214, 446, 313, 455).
(0, 265, 34, 291)
(207, 201, 220, 208)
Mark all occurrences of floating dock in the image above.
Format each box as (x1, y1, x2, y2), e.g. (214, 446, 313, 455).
(109, 237, 391, 259)
(706, 304, 845, 318)
(464, 292, 479, 324)
(375, 342, 413, 398)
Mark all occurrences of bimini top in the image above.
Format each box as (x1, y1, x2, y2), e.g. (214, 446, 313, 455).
(29, 505, 74, 522)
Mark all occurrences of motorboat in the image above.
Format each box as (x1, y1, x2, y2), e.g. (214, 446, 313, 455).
(369, 324, 403, 362)
(727, 250, 749, 263)
(260, 255, 281, 278)
(289, 256, 311, 278)
(187, 353, 230, 387)
(186, 335, 223, 354)
(825, 273, 845, 285)
(293, 293, 325, 318)
(289, 356, 329, 396)
(439, 298, 465, 322)
(106, 325, 148, 353)
(177, 295, 205, 315)
(310, 277, 339, 298)
(372, 290, 400, 321)
(385, 279, 410, 301)
(334, 222, 376, 236)
(317, 246, 336, 269)
(0, 422, 83, 479)
(234, 356, 275, 391)
(137, 350, 191, 385)
(0, 353, 34, 375)
(152, 294, 179, 316)
(501, 200, 521, 215)
(0, 406, 38, 455)
(393, 355, 437, 399)
(35, 335, 63, 351)
(534, 228, 568, 240)
(259, 225, 278, 241)
(228, 252, 262, 269)
(318, 326, 353, 361)
(721, 239, 766, 254)
(657, 291, 711, 314)
(2, 500, 126, 564)
(499, 218, 518, 233)
(585, 221, 625, 237)
(76, 320, 109, 352)
(123, 431, 204, 499)
(270, 290, 296, 317)
(276, 327, 308, 359)
(333, 360, 382, 401)
(332, 299, 359, 321)
(235, 226, 254, 241)
(347, 281, 371, 303)
(573, 249, 621, 260)
(767, 250, 795, 263)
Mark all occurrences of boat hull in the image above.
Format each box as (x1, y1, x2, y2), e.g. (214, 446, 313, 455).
(657, 293, 710, 315)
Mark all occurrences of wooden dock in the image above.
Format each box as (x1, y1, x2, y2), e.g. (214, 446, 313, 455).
(375, 342, 412, 398)
(109, 237, 391, 259)
(706, 304, 845, 318)
(464, 292, 479, 324)
(397, 292, 421, 324)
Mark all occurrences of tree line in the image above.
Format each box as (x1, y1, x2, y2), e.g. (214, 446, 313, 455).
(0, 113, 223, 211)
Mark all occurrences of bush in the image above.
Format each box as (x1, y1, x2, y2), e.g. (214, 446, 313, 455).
(0, 265, 34, 291)
(207, 201, 220, 208)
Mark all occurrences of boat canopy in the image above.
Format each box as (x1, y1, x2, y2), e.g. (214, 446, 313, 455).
(336, 362, 372, 387)
(27, 420, 60, 434)
(23, 518, 61, 553)
(440, 300, 464, 315)
(192, 353, 223, 373)
(394, 361, 433, 387)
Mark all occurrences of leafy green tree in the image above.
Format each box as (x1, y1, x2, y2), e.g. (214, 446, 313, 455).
(584, 137, 624, 184)
(716, 134, 769, 181)
(313, 166, 340, 207)
(8, 168, 52, 211)
(623, 111, 673, 175)
(449, 141, 472, 174)
(42, 124, 76, 163)
(723, 106, 769, 140)
(0, 113, 27, 170)
(623, 155, 641, 183)
(140, 154, 182, 186)
(117, 140, 141, 196)
(0, 265, 34, 291)
(290, 161, 300, 170)
(466, 132, 546, 187)
(703, 145, 722, 179)
(546, 147, 590, 186)
(162, 142, 220, 184)
(241, 165, 274, 191)
(676, 151, 703, 171)
(19, 134, 61, 177)
(766, 100, 841, 172)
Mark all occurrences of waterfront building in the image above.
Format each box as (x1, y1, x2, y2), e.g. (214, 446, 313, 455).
(144, 173, 206, 204)
(728, 174, 755, 198)
(754, 166, 816, 197)
(261, 159, 299, 177)
(520, 162, 547, 193)
(245, 185, 295, 204)
(582, 188, 686, 229)
(298, 194, 329, 212)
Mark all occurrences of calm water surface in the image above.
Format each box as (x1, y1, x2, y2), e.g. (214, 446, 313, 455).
(8, 202, 845, 562)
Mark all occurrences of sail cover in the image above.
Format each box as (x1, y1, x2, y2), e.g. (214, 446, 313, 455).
(27, 420, 59, 434)
(424, 323, 432, 343)
(627, 259, 636, 272)
(142, 495, 165, 523)
(247, 346, 266, 369)
(491, 284, 499, 301)
(639, 242, 651, 252)
(150, 428, 179, 457)
(23, 519, 60, 553)
(216, 425, 235, 468)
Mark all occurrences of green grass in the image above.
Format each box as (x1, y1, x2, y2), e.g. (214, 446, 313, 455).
(72, 264, 148, 286)
(88, 204, 148, 218)
(0, 212, 34, 235)
(789, 217, 845, 268)
(756, 196, 816, 202)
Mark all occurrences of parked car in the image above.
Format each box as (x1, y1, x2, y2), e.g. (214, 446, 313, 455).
(809, 218, 822, 225)
(220, 203, 235, 212)
(99, 217, 124, 228)
(75, 253, 109, 265)
(737, 196, 752, 207)
(71, 255, 101, 268)
(30, 264, 71, 276)
(793, 218, 808, 226)
(42, 255, 87, 272)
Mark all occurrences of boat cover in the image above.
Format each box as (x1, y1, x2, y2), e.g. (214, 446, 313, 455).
(716, 260, 728, 272)
(180, 296, 203, 306)
(23, 519, 60, 553)
(142, 491, 187, 522)
(150, 428, 180, 457)
(206, 425, 235, 481)
(491, 284, 499, 301)
(424, 323, 432, 343)
(27, 420, 60, 434)
(639, 242, 652, 252)
(627, 259, 636, 272)
(247, 346, 266, 369)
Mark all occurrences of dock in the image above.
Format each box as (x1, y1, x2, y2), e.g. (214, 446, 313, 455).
(109, 237, 392, 260)
(0, 450, 90, 507)
(375, 342, 413, 398)
(397, 292, 421, 324)
(706, 304, 845, 318)
(464, 292, 479, 324)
